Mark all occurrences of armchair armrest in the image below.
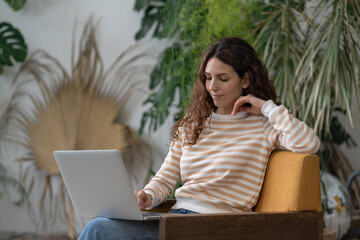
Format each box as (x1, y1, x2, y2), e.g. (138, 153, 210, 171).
(144, 199, 176, 213)
(159, 211, 323, 240)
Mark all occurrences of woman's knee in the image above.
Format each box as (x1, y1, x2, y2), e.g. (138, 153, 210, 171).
(90, 217, 109, 228)
(78, 217, 113, 240)
(78, 217, 159, 240)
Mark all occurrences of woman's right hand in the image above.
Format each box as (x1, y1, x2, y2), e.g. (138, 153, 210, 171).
(134, 190, 152, 210)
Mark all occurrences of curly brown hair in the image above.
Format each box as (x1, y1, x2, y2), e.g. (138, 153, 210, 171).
(172, 37, 280, 145)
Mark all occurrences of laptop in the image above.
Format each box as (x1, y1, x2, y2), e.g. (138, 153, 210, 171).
(54, 149, 161, 220)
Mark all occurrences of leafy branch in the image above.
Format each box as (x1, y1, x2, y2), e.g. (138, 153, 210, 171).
(0, 0, 28, 74)
(0, 161, 27, 206)
(135, 0, 360, 138)
(135, 0, 260, 133)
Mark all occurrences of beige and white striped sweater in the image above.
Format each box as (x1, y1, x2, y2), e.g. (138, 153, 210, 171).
(144, 100, 320, 213)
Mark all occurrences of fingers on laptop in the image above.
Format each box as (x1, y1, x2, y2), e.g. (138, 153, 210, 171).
(134, 190, 152, 210)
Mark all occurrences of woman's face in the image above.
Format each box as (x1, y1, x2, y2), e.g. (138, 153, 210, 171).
(205, 57, 249, 115)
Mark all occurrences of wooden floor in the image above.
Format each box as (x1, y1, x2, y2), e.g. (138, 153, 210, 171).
(0, 232, 73, 240)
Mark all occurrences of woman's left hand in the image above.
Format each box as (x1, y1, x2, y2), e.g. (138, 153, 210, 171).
(231, 94, 266, 115)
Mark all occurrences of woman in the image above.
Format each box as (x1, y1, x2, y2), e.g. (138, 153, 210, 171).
(79, 37, 319, 239)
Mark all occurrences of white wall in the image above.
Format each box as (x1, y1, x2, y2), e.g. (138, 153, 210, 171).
(1, 0, 360, 235)
(0, 0, 173, 234)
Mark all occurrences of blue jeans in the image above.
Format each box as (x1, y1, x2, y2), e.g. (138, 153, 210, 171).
(77, 208, 198, 240)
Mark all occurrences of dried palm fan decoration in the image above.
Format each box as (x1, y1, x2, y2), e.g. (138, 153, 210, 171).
(0, 18, 154, 235)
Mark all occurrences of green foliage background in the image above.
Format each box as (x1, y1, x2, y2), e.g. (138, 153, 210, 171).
(135, 0, 261, 133)
(135, 0, 360, 143)
(0, 0, 28, 74)
(0, 0, 27, 206)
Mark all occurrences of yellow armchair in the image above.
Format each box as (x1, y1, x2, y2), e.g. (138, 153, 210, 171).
(149, 151, 323, 240)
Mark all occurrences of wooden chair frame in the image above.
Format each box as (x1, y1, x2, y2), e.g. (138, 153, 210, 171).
(151, 200, 323, 240)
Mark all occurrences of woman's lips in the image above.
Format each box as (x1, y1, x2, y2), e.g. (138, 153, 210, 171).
(212, 95, 223, 99)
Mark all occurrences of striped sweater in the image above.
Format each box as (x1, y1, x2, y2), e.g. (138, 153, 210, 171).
(144, 100, 320, 213)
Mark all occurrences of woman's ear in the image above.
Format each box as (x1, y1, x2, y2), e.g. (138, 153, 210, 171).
(242, 72, 250, 89)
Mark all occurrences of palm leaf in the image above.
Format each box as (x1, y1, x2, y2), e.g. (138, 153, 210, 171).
(255, 0, 308, 116)
(255, 0, 360, 136)
(295, 0, 360, 133)
(0, 18, 154, 234)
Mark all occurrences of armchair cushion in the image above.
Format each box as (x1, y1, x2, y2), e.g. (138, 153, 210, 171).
(254, 151, 321, 212)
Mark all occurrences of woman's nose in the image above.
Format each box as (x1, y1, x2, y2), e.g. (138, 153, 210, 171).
(208, 79, 218, 91)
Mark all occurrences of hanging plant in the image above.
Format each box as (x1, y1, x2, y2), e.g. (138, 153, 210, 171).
(4, 0, 27, 11)
(0, 0, 28, 74)
(0, 18, 153, 235)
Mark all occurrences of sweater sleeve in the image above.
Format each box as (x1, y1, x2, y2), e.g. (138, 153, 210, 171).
(262, 100, 320, 154)
(143, 136, 182, 209)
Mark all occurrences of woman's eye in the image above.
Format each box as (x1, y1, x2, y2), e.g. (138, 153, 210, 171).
(206, 78, 212, 81)
(220, 79, 229, 82)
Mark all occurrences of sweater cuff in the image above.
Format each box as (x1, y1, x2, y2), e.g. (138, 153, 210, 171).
(143, 189, 156, 209)
(261, 100, 279, 117)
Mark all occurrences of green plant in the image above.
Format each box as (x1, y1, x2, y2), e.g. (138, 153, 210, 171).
(4, 0, 27, 11)
(255, 0, 360, 135)
(136, 0, 360, 137)
(0, 0, 28, 74)
(0, 22, 27, 74)
(0, 0, 28, 206)
(253, 0, 307, 115)
(255, 0, 360, 210)
(0, 161, 27, 206)
(135, 0, 360, 210)
(135, 0, 261, 133)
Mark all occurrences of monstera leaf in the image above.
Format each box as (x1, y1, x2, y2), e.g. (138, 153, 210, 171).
(0, 22, 27, 74)
(4, 0, 27, 11)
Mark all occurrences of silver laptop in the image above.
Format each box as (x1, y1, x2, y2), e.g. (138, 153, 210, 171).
(54, 149, 161, 220)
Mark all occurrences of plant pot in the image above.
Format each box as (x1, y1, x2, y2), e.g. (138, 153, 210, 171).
(321, 172, 352, 239)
